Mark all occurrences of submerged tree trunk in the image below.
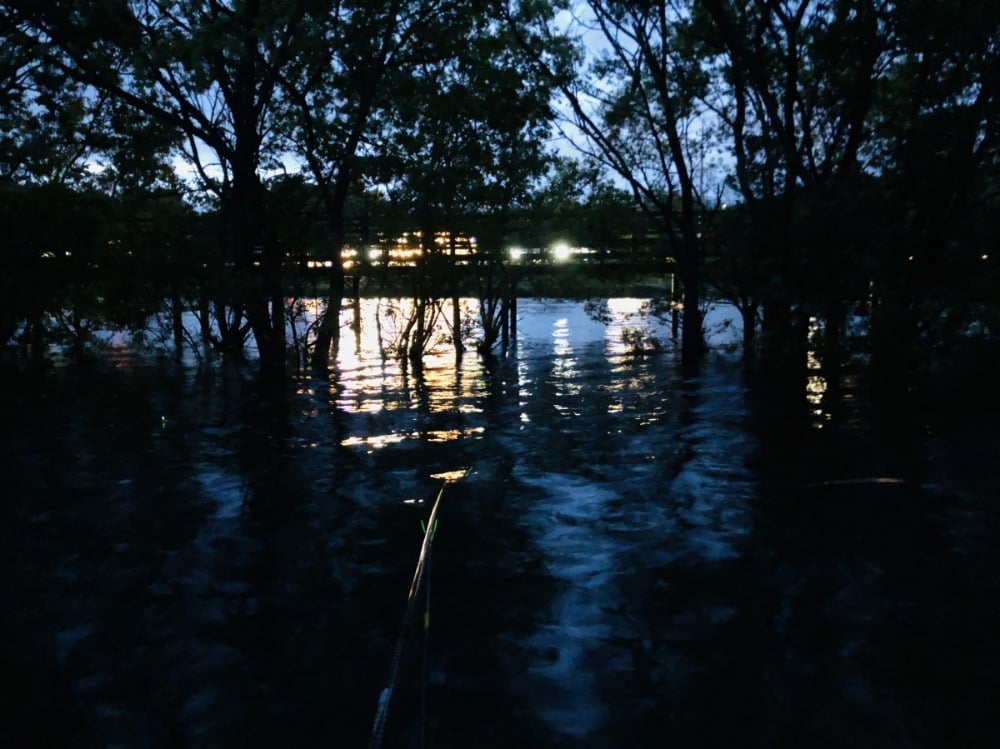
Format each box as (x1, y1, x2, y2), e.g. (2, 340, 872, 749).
(171, 290, 184, 358)
(760, 300, 795, 368)
(311, 280, 343, 371)
(508, 277, 518, 341)
(197, 294, 213, 354)
(449, 234, 464, 357)
(311, 225, 346, 371)
(501, 297, 510, 351)
(675, 215, 704, 359)
(869, 287, 916, 400)
(351, 296, 362, 356)
(452, 296, 463, 357)
(224, 152, 286, 379)
(680, 272, 703, 359)
(740, 301, 757, 358)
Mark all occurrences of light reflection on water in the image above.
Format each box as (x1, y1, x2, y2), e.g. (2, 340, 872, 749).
(4, 299, 1000, 748)
(329, 299, 486, 414)
(340, 426, 486, 452)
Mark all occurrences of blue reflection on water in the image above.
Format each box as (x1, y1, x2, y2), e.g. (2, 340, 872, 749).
(2, 299, 999, 748)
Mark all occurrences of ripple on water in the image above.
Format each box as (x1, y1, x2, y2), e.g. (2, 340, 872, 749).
(193, 465, 245, 519)
(8, 299, 998, 748)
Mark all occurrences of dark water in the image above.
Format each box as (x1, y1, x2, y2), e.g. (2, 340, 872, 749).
(3, 299, 999, 748)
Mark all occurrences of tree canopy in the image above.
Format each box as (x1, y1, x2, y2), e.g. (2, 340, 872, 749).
(0, 0, 996, 376)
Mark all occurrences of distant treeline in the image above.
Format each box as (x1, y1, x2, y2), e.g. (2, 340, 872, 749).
(0, 1, 997, 385)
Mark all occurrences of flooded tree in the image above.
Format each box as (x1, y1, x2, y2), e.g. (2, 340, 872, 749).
(275, 0, 423, 370)
(699, 0, 999, 387)
(2, 0, 995, 390)
(504, 0, 720, 361)
(698, 0, 883, 370)
(473, 247, 513, 356)
(862, 0, 1000, 391)
(1, 0, 316, 374)
(362, 0, 556, 365)
(0, 19, 183, 357)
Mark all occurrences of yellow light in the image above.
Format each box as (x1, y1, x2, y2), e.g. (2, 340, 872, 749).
(430, 469, 469, 482)
(806, 375, 827, 405)
(340, 433, 408, 450)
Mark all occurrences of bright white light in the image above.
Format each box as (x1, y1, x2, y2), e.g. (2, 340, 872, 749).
(367, 248, 380, 261)
(982, 254, 990, 260)
(552, 242, 572, 262)
(509, 247, 524, 262)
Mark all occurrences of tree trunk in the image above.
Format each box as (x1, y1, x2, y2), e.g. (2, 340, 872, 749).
(312, 274, 343, 371)
(452, 296, 464, 356)
(508, 276, 518, 341)
(740, 302, 757, 357)
(171, 290, 184, 358)
(449, 234, 464, 356)
(678, 249, 703, 359)
(198, 294, 212, 352)
(311, 217, 346, 371)
(226, 155, 285, 378)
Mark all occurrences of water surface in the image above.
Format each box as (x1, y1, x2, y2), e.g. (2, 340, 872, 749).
(2, 299, 999, 748)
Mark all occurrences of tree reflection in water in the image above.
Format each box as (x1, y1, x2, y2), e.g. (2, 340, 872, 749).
(1, 299, 998, 748)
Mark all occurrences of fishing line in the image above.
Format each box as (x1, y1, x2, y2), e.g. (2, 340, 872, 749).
(367, 467, 468, 749)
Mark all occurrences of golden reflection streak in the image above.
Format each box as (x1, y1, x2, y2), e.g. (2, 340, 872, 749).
(327, 297, 483, 415)
(805, 315, 831, 427)
(805, 375, 827, 405)
(430, 469, 469, 483)
(806, 373, 830, 428)
(340, 433, 407, 450)
(339, 426, 485, 452)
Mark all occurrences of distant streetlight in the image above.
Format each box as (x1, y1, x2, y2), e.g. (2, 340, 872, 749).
(508, 247, 524, 263)
(551, 242, 572, 262)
